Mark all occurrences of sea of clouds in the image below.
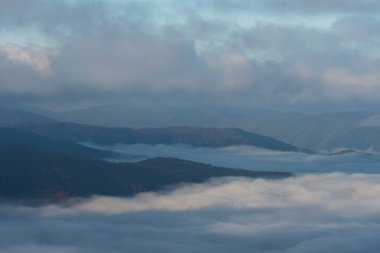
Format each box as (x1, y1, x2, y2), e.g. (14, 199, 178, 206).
(82, 143, 380, 173)
(1, 173, 380, 253)
(2, 144, 379, 252)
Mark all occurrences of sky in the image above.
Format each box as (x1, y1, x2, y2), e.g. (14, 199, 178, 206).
(1, 0, 380, 112)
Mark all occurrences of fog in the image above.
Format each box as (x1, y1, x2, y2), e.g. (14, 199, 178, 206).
(82, 143, 380, 173)
(2, 144, 379, 252)
(1, 174, 380, 253)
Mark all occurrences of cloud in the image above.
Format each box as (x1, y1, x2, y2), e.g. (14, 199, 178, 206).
(64, 173, 380, 216)
(1, 173, 380, 252)
(0, 44, 55, 75)
(360, 114, 380, 127)
(1, 1, 380, 110)
(263, 0, 380, 13)
(82, 143, 380, 173)
(51, 27, 213, 93)
(0, 48, 57, 97)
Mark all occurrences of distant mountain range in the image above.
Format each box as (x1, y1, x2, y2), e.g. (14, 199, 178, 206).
(4, 106, 380, 151)
(14, 121, 304, 152)
(2, 107, 303, 152)
(0, 145, 291, 199)
(0, 107, 52, 127)
(26, 104, 380, 151)
(0, 107, 294, 200)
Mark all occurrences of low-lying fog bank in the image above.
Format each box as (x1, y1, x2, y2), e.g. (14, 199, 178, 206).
(1, 173, 380, 253)
(82, 143, 380, 173)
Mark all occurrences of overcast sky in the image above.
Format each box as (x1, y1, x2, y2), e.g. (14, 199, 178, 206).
(1, 0, 380, 112)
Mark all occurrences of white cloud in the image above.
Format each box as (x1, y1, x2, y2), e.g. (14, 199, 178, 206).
(0, 44, 55, 75)
(1, 173, 380, 253)
(63, 173, 380, 217)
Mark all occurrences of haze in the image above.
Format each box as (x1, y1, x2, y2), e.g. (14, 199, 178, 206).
(1, 0, 380, 113)
(1, 1, 380, 253)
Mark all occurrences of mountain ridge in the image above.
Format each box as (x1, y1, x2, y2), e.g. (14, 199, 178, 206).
(0, 127, 110, 159)
(14, 121, 305, 152)
(29, 105, 380, 151)
(0, 145, 292, 199)
(0, 107, 53, 127)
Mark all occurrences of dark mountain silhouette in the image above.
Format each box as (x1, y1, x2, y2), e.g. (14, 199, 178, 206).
(0, 145, 292, 199)
(0, 107, 53, 127)
(15, 122, 305, 152)
(0, 127, 110, 159)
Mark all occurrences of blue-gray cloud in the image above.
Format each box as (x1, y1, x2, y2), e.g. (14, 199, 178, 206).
(81, 143, 380, 173)
(1, 0, 380, 110)
(263, 0, 380, 14)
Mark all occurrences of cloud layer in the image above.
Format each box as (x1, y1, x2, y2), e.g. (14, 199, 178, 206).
(82, 143, 380, 173)
(1, 0, 380, 110)
(1, 173, 380, 253)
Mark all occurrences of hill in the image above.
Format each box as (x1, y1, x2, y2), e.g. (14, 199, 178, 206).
(0, 145, 292, 199)
(0, 127, 110, 159)
(33, 104, 380, 151)
(14, 122, 304, 152)
(0, 107, 53, 127)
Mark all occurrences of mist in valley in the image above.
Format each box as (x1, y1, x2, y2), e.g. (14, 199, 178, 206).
(1, 173, 380, 253)
(83, 143, 380, 174)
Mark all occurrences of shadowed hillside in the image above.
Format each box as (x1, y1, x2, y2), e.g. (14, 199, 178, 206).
(34, 105, 380, 151)
(0, 107, 53, 127)
(0, 127, 110, 159)
(0, 145, 292, 199)
(15, 122, 305, 152)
